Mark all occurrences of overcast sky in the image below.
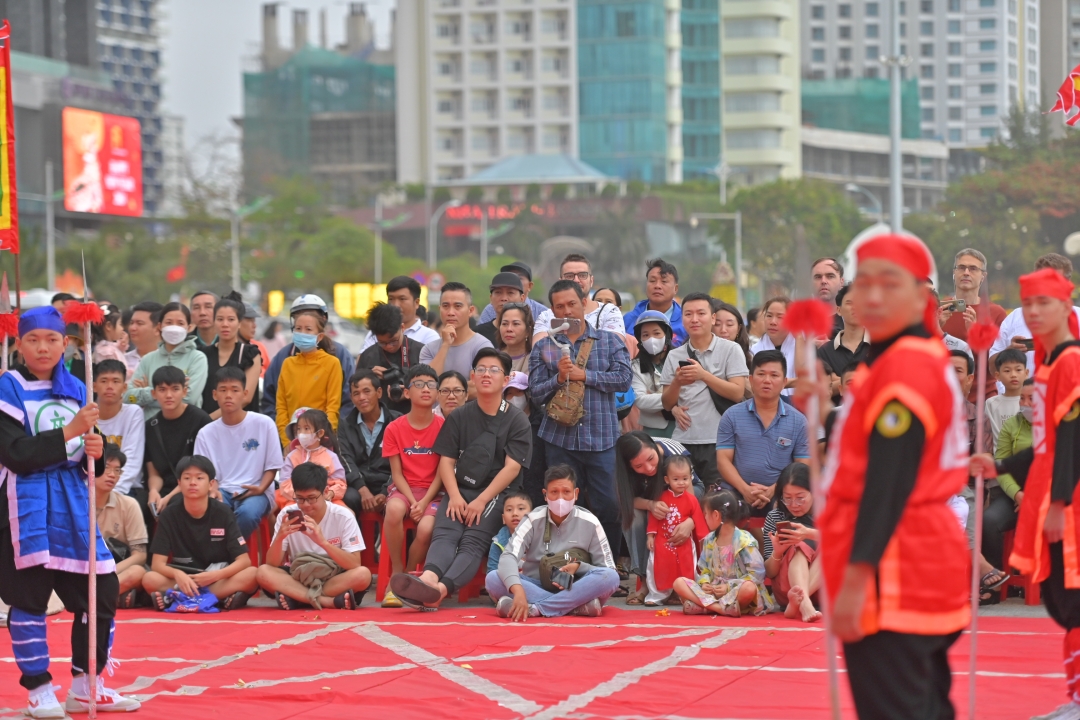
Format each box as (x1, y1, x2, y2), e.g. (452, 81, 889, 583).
(161, 0, 394, 153)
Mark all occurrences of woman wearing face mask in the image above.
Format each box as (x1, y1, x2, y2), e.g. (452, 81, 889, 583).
(631, 311, 678, 438)
(275, 308, 343, 445)
(127, 301, 208, 418)
(200, 291, 263, 417)
(614, 431, 704, 604)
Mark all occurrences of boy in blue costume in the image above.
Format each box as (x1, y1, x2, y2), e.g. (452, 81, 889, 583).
(0, 306, 141, 717)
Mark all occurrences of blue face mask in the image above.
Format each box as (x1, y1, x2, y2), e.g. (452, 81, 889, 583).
(293, 332, 318, 352)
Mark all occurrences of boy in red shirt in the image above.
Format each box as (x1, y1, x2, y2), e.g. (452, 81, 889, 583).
(380, 364, 444, 608)
(973, 268, 1080, 720)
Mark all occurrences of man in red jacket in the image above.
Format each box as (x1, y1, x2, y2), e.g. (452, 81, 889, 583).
(972, 267, 1080, 720)
(820, 233, 971, 719)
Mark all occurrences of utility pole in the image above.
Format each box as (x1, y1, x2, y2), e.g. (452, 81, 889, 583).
(374, 195, 383, 284)
(45, 160, 55, 291)
(887, 0, 906, 232)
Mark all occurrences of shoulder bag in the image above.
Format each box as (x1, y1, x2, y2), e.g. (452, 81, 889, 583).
(538, 509, 592, 592)
(686, 345, 736, 417)
(454, 401, 511, 496)
(546, 337, 595, 427)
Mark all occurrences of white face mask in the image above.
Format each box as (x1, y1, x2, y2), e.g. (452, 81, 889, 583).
(1020, 406, 1034, 423)
(297, 432, 319, 449)
(161, 325, 187, 346)
(547, 497, 575, 517)
(507, 394, 528, 411)
(641, 337, 665, 356)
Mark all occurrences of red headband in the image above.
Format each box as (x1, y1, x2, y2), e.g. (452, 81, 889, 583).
(1019, 267, 1074, 302)
(856, 233, 934, 281)
(856, 233, 940, 337)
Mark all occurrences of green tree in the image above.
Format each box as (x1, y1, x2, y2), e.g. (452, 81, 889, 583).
(465, 186, 484, 202)
(550, 184, 569, 200)
(432, 187, 452, 205)
(525, 183, 542, 202)
(496, 187, 513, 205)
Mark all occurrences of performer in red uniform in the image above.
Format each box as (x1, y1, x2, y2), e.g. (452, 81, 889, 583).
(820, 234, 971, 719)
(973, 267, 1080, 720)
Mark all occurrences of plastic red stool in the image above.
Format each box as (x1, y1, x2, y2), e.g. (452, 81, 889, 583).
(375, 517, 417, 602)
(246, 515, 272, 568)
(457, 564, 487, 603)
(359, 511, 383, 572)
(1000, 530, 1041, 605)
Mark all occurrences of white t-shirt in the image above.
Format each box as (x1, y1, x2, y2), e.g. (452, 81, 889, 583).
(275, 501, 365, 560)
(750, 333, 797, 396)
(660, 336, 749, 445)
(984, 394, 1021, 454)
(360, 318, 440, 351)
(193, 412, 284, 500)
(534, 303, 625, 336)
(98, 404, 146, 495)
(990, 306, 1080, 393)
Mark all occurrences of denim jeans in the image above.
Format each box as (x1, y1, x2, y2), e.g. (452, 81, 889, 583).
(545, 444, 620, 553)
(624, 508, 649, 578)
(220, 491, 271, 539)
(485, 567, 620, 617)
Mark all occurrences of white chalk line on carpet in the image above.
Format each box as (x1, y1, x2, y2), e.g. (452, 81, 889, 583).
(354, 624, 544, 716)
(454, 627, 720, 663)
(225, 662, 417, 689)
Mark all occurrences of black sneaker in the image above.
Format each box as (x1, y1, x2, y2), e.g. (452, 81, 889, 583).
(276, 591, 301, 610)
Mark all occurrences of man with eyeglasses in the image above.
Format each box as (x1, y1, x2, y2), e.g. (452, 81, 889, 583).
(257, 462, 371, 610)
(357, 302, 425, 414)
(538, 254, 627, 338)
(940, 248, 1007, 343)
(390, 348, 532, 610)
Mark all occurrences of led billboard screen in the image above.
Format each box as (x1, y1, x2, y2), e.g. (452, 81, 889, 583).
(62, 107, 142, 216)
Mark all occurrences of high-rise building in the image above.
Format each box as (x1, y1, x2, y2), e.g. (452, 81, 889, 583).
(681, 0, 719, 180)
(721, 0, 802, 185)
(800, 0, 1039, 149)
(395, 0, 577, 185)
(95, 0, 164, 214)
(159, 114, 184, 217)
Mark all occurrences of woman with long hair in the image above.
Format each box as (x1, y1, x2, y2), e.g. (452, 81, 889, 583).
(199, 291, 263, 417)
(762, 462, 822, 623)
(495, 302, 534, 374)
(631, 310, 677, 437)
(614, 431, 704, 604)
(712, 300, 753, 369)
(91, 303, 129, 375)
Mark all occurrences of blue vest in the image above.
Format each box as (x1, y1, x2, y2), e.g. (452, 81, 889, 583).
(0, 370, 114, 573)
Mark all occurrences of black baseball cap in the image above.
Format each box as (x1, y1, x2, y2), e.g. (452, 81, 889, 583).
(500, 261, 533, 281)
(489, 272, 525, 293)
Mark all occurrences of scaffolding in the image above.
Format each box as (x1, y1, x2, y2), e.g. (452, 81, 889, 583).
(242, 47, 396, 200)
(801, 78, 921, 140)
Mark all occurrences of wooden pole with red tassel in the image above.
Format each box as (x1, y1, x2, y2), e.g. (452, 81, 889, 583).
(0, 272, 16, 373)
(62, 254, 104, 719)
(784, 298, 841, 720)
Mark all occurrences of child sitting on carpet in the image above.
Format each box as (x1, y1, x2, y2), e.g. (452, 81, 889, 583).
(488, 492, 533, 573)
(644, 455, 707, 605)
(672, 489, 777, 617)
(276, 408, 347, 510)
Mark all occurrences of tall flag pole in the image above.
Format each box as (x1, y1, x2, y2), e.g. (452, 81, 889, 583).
(783, 299, 841, 720)
(0, 21, 20, 311)
(63, 254, 104, 718)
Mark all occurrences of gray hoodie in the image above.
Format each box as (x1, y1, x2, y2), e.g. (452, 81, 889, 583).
(498, 505, 616, 590)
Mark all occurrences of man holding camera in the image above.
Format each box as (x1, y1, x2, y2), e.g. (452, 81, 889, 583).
(529, 279, 632, 550)
(358, 302, 426, 415)
(940, 248, 1006, 342)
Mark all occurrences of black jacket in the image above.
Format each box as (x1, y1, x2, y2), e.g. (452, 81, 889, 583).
(356, 338, 425, 415)
(337, 405, 402, 495)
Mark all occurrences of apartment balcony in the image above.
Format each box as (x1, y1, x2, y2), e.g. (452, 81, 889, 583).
(725, 147, 794, 166)
(665, 0, 679, 10)
(723, 111, 793, 129)
(667, 145, 684, 162)
(666, 31, 682, 49)
(434, 32, 461, 47)
(723, 37, 793, 56)
(721, 74, 794, 92)
(666, 69, 683, 86)
(722, 0, 792, 19)
(667, 106, 683, 124)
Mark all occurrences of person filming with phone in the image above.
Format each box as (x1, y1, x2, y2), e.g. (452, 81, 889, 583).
(939, 248, 1006, 342)
(529, 280, 633, 550)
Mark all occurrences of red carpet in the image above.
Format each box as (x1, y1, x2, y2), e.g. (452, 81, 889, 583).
(0, 607, 1064, 719)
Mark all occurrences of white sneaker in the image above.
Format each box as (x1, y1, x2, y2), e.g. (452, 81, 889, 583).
(64, 677, 141, 713)
(26, 684, 65, 719)
(495, 596, 540, 618)
(570, 598, 603, 617)
(1032, 702, 1080, 720)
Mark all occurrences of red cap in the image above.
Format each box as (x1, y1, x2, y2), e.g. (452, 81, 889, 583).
(856, 233, 940, 337)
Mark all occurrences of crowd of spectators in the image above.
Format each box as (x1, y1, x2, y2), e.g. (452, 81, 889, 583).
(62, 243, 1046, 620)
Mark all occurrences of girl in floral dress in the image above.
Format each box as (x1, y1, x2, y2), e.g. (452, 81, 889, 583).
(672, 489, 778, 617)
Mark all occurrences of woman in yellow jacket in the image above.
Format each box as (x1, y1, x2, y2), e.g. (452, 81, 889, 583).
(276, 310, 343, 444)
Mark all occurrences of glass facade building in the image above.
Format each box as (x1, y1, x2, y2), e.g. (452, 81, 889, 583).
(681, 0, 720, 179)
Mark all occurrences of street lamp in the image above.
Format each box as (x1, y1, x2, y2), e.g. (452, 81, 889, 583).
(427, 199, 462, 268)
(690, 211, 743, 311)
(231, 196, 272, 291)
(844, 183, 884, 224)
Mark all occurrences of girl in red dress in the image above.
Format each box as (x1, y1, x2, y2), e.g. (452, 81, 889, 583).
(645, 455, 708, 604)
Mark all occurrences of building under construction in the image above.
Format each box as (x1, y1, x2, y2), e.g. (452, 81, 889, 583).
(240, 4, 396, 205)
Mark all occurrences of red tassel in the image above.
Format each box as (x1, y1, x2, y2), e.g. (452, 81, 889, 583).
(783, 299, 835, 338)
(0, 312, 16, 339)
(967, 322, 998, 353)
(63, 301, 105, 327)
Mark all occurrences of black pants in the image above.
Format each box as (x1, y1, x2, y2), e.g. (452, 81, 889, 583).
(343, 486, 363, 516)
(981, 486, 1017, 570)
(844, 630, 961, 720)
(683, 442, 721, 490)
(423, 490, 505, 595)
(1045, 542, 1080, 630)
(0, 526, 118, 689)
(522, 429, 547, 509)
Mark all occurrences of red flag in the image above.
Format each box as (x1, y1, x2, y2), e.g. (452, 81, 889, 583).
(0, 21, 19, 253)
(1049, 62, 1080, 126)
(166, 265, 186, 283)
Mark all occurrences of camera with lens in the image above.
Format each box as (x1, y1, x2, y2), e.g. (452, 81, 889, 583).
(382, 366, 406, 403)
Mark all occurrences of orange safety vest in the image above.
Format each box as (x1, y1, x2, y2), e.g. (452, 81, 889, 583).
(1011, 345, 1080, 587)
(821, 337, 971, 637)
